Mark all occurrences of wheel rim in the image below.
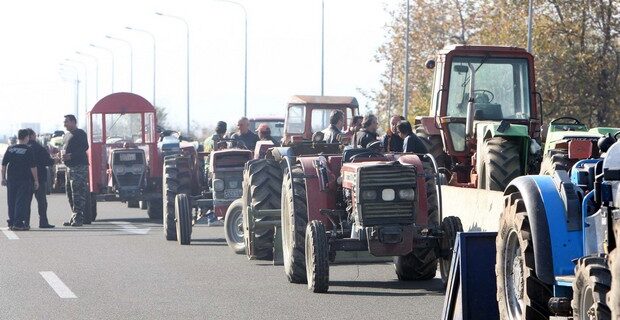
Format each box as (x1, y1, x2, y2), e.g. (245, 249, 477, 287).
(504, 229, 524, 320)
(305, 231, 312, 284)
(282, 184, 292, 269)
(580, 286, 594, 319)
(228, 208, 244, 244)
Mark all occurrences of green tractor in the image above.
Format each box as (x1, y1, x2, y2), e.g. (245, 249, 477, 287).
(416, 45, 542, 192)
(539, 116, 620, 176)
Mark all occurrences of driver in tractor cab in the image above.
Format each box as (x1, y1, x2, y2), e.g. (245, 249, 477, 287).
(321, 110, 344, 144)
(204, 121, 227, 153)
(397, 120, 428, 154)
(231, 117, 258, 151)
(382, 115, 405, 152)
(256, 123, 280, 146)
(355, 114, 379, 148)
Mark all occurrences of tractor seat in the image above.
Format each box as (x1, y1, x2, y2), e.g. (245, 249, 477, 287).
(474, 103, 503, 120)
(342, 148, 387, 163)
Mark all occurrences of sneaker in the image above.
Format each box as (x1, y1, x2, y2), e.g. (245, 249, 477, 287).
(63, 221, 73, 226)
(71, 221, 83, 227)
(12, 225, 29, 231)
(207, 219, 224, 227)
(39, 224, 55, 229)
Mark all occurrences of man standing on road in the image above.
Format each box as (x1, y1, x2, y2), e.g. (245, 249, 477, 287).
(382, 115, 405, 152)
(1, 129, 39, 231)
(62, 115, 90, 227)
(26, 129, 55, 228)
(231, 117, 259, 150)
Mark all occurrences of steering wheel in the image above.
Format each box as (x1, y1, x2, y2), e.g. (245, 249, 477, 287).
(614, 131, 620, 141)
(472, 89, 495, 103)
(550, 117, 583, 125)
(350, 150, 384, 161)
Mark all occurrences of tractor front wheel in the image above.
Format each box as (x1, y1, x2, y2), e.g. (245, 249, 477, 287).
(163, 156, 192, 241)
(496, 192, 552, 320)
(571, 255, 611, 320)
(147, 199, 163, 220)
(480, 137, 521, 191)
(175, 194, 192, 245)
(305, 220, 329, 293)
(609, 246, 620, 318)
(439, 216, 462, 285)
(225, 198, 245, 254)
(281, 165, 308, 284)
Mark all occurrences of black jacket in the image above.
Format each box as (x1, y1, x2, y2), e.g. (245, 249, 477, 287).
(63, 128, 89, 166)
(403, 134, 428, 154)
(322, 125, 342, 144)
(29, 141, 54, 182)
(355, 130, 379, 148)
(382, 132, 403, 152)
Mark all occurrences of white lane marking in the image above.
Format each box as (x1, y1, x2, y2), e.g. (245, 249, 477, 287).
(111, 222, 150, 235)
(1, 227, 19, 240)
(39, 271, 77, 299)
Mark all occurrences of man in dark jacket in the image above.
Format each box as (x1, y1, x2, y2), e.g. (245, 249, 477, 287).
(321, 110, 344, 144)
(231, 117, 259, 150)
(397, 120, 428, 154)
(1, 129, 39, 231)
(355, 114, 380, 148)
(62, 115, 90, 227)
(382, 115, 405, 152)
(26, 129, 55, 228)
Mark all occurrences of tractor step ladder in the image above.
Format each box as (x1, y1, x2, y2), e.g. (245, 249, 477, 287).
(442, 232, 499, 320)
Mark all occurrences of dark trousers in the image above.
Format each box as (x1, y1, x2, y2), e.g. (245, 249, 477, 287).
(6, 180, 33, 228)
(26, 180, 49, 226)
(65, 165, 88, 223)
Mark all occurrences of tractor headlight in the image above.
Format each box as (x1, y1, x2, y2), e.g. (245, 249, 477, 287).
(213, 179, 225, 192)
(361, 190, 377, 200)
(381, 189, 395, 201)
(398, 189, 415, 201)
(115, 166, 126, 174)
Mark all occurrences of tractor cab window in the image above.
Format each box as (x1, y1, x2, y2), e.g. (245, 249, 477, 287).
(311, 108, 336, 133)
(285, 105, 305, 134)
(446, 57, 531, 121)
(91, 113, 103, 143)
(144, 112, 155, 143)
(105, 113, 144, 144)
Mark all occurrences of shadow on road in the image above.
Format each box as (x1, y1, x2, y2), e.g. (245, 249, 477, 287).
(94, 218, 160, 224)
(190, 238, 227, 246)
(330, 279, 444, 293)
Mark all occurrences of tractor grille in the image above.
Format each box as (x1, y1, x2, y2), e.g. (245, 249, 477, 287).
(357, 164, 417, 225)
(116, 173, 143, 188)
(213, 171, 244, 200)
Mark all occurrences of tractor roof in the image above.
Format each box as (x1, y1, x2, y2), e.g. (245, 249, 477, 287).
(288, 95, 358, 107)
(90, 92, 155, 114)
(440, 44, 530, 56)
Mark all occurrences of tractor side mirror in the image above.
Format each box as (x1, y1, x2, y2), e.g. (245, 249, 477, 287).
(425, 59, 436, 69)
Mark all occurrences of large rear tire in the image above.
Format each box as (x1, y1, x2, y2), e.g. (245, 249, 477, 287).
(571, 255, 611, 320)
(496, 192, 552, 320)
(416, 129, 450, 169)
(480, 137, 521, 191)
(163, 156, 191, 241)
(243, 159, 282, 260)
(609, 246, 620, 319)
(539, 149, 571, 176)
(305, 220, 329, 293)
(225, 198, 245, 254)
(175, 194, 192, 246)
(439, 216, 462, 285)
(281, 165, 308, 284)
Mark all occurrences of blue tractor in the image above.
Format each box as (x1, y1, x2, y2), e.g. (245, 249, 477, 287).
(495, 136, 620, 319)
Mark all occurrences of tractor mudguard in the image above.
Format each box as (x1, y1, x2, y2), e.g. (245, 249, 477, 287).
(397, 155, 429, 225)
(297, 157, 337, 226)
(269, 147, 293, 162)
(505, 176, 584, 284)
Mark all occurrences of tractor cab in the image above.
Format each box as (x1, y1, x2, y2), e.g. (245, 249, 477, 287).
(87, 93, 161, 204)
(418, 45, 542, 190)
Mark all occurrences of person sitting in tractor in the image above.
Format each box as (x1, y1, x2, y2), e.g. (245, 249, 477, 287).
(345, 115, 364, 147)
(355, 114, 379, 148)
(382, 115, 405, 152)
(321, 110, 344, 144)
(204, 121, 227, 153)
(397, 120, 428, 154)
(256, 123, 280, 146)
(230, 117, 259, 150)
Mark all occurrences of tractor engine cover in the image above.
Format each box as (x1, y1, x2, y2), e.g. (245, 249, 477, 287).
(109, 148, 147, 199)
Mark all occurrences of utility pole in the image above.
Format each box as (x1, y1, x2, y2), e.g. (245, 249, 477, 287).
(402, 0, 410, 118)
(527, 0, 534, 53)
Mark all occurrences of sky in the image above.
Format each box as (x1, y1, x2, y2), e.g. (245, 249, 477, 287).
(0, 0, 397, 137)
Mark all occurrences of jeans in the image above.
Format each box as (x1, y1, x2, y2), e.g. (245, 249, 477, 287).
(7, 180, 33, 228)
(26, 180, 49, 226)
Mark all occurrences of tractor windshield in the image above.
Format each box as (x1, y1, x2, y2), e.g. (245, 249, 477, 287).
(285, 104, 357, 135)
(105, 113, 144, 144)
(446, 57, 531, 120)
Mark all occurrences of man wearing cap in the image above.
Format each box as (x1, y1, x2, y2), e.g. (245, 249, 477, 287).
(256, 123, 280, 146)
(230, 117, 259, 150)
(204, 121, 227, 153)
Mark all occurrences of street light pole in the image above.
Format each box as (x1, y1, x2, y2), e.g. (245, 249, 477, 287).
(90, 44, 115, 93)
(106, 35, 134, 92)
(213, 0, 248, 117)
(75, 51, 99, 100)
(156, 12, 190, 135)
(321, 0, 325, 96)
(527, 0, 534, 53)
(403, 0, 410, 119)
(65, 59, 88, 117)
(126, 26, 157, 106)
(59, 64, 80, 118)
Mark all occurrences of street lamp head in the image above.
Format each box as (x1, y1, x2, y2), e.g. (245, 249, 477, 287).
(105, 35, 112, 39)
(125, 26, 133, 30)
(155, 12, 163, 16)
(75, 51, 81, 54)
(89, 43, 97, 47)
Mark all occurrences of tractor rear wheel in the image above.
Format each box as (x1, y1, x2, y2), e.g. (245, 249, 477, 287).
(175, 194, 192, 245)
(163, 156, 192, 241)
(305, 220, 329, 293)
(225, 198, 245, 254)
(439, 216, 463, 285)
(480, 137, 521, 191)
(394, 161, 440, 281)
(496, 192, 552, 320)
(147, 199, 163, 220)
(416, 128, 449, 169)
(609, 246, 620, 318)
(243, 159, 282, 260)
(539, 149, 570, 176)
(127, 201, 139, 208)
(281, 165, 308, 284)
(572, 255, 611, 320)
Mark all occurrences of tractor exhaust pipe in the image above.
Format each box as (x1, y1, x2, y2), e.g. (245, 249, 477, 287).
(465, 62, 476, 138)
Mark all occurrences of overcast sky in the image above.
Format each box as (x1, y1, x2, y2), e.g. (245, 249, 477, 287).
(0, 0, 396, 136)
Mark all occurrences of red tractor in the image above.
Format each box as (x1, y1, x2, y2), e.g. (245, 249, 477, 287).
(86, 92, 163, 221)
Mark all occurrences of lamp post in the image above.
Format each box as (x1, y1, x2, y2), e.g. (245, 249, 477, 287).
(90, 44, 115, 93)
(126, 26, 157, 106)
(65, 59, 88, 116)
(75, 51, 99, 100)
(106, 35, 134, 92)
(403, 0, 410, 119)
(527, 0, 534, 53)
(59, 64, 80, 118)
(321, 0, 325, 96)
(213, 0, 248, 117)
(156, 12, 190, 135)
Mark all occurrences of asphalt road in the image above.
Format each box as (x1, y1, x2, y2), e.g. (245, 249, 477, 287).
(0, 186, 446, 320)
